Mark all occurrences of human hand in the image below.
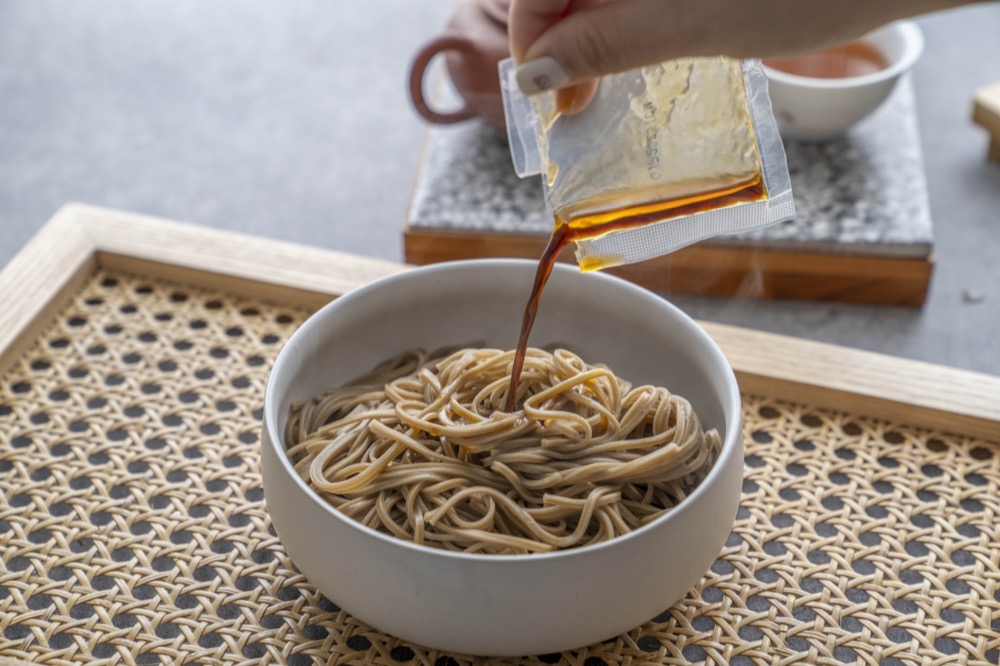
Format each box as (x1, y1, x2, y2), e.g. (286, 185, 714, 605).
(508, 0, 976, 112)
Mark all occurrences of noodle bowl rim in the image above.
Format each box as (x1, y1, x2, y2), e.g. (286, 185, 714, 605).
(263, 259, 742, 561)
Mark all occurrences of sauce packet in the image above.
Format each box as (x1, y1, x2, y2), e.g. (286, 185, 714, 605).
(499, 57, 795, 270)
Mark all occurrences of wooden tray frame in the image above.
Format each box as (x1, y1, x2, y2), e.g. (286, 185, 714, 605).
(2, 203, 998, 444)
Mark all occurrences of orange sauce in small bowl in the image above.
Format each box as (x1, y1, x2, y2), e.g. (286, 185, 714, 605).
(764, 41, 888, 79)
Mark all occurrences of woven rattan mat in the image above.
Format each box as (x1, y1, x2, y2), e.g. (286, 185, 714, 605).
(1, 269, 998, 665)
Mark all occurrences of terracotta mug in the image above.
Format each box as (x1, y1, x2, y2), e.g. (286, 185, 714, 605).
(408, 0, 512, 129)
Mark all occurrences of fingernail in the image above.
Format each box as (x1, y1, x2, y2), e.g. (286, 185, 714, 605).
(516, 57, 570, 95)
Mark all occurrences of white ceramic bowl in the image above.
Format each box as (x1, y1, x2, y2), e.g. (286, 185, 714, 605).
(763, 20, 923, 140)
(261, 260, 742, 656)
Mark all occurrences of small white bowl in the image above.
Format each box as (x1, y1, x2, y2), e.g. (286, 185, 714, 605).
(261, 259, 742, 656)
(763, 20, 924, 141)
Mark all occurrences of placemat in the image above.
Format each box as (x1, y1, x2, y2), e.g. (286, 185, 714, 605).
(2, 269, 997, 665)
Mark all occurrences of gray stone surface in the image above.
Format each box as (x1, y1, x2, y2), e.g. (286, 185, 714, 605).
(1, 1, 999, 375)
(736, 76, 933, 255)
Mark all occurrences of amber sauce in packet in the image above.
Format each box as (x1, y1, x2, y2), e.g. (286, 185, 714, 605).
(561, 177, 766, 271)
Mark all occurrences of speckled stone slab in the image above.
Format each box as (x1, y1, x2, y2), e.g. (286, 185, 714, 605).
(407, 76, 932, 259)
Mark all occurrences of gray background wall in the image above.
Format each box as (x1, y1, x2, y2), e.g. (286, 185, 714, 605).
(1, 1, 998, 374)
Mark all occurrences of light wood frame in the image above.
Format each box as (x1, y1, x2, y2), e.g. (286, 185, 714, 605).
(973, 80, 1000, 162)
(2, 203, 998, 442)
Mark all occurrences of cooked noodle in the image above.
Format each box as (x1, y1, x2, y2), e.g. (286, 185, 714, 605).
(285, 347, 721, 555)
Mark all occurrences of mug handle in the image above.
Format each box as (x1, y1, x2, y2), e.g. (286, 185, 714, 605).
(409, 35, 479, 124)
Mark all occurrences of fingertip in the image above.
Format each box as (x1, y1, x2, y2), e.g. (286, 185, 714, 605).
(555, 80, 598, 115)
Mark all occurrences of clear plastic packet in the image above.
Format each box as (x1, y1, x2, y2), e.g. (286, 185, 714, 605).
(500, 57, 795, 270)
